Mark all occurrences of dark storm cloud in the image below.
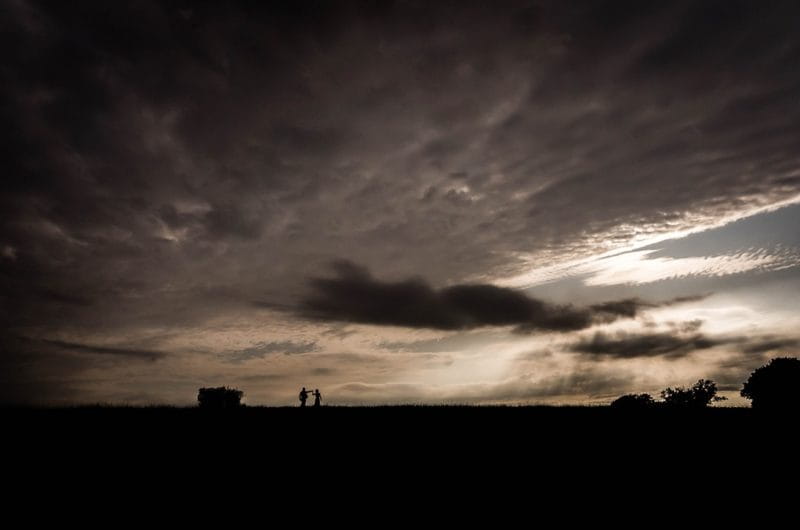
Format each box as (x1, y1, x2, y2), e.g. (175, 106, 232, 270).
(588, 296, 710, 322)
(670, 319, 704, 334)
(311, 367, 337, 376)
(42, 339, 165, 361)
(741, 337, 800, 354)
(570, 330, 799, 363)
(300, 261, 695, 331)
(588, 299, 646, 318)
(570, 330, 740, 360)
(661, 295, 711, 306)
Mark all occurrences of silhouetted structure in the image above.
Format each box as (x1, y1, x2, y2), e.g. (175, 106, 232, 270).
(197, 387, 244, 409)
(299, 387, 309, 407)
(661, 379, 725, 408)
(610, 393, 654, 409)
(312, 389, 322, 407)
(741, 357, 800, 410)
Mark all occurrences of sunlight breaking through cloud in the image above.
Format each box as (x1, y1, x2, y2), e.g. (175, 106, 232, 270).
(582, 248, 790, 286)
(498, 201, 800, 289)
(499, 246, 799, 288)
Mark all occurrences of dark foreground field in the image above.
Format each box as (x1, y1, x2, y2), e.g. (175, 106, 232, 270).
(3, 405, 797, 506)
(3, 405, 792, 455)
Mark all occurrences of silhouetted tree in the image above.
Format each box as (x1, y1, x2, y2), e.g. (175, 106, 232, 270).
(660, 379, 725, 409)
(741, 357, 800, 410)
(198, 387, 244, 409)
(610, 393, 655, 409)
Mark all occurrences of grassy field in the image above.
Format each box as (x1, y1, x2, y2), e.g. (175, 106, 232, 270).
(3, 404, 787, 450)
(3, 405, 795, 497)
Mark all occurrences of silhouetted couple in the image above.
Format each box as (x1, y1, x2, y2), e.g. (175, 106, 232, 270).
(299, 387, 321, 407)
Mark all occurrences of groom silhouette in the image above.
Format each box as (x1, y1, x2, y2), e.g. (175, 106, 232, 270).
(299, 387, 310, 407)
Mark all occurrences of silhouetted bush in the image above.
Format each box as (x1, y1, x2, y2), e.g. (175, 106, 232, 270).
(198, 387, 244, 409)
(660, 379, 725, 409)
(610, 393, 655, 409)
(741, 357, 800, 410)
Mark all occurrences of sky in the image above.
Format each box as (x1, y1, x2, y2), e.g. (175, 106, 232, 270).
(2, 0, 799, 406)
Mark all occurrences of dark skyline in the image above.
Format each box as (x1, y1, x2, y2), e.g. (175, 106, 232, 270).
(2, 0, 799, 405)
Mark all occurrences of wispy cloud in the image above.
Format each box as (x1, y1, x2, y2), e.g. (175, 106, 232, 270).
(498, 203, 800, 288)
(501, 246, 799, 288)
(583, 248, 790, 286)
(225, 340, 319, 363)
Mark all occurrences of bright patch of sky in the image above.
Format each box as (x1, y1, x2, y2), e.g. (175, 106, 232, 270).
(499, 202, 800, 288)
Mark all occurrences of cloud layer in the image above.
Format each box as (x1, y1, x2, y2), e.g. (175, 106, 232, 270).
(2, 1, 800, 404)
